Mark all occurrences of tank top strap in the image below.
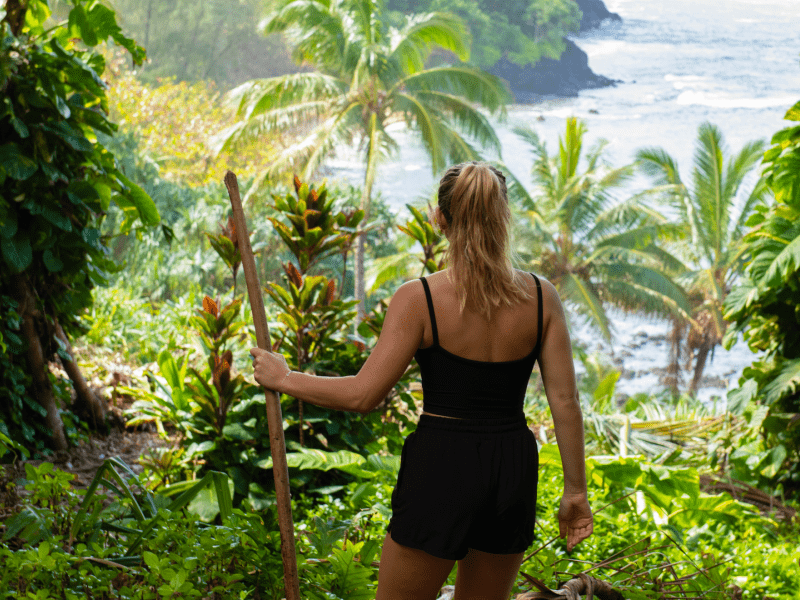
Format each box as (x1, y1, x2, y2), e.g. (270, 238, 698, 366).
(530, 273, 543, 350)
(419, 277, 439, 346)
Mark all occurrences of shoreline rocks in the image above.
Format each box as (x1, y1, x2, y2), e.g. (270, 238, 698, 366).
(488, 39, 619, 103)
(577, 0, 622, 31)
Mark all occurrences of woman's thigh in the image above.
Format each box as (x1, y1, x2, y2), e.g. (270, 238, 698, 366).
(454, 547, 525, 600)
(376, 530, 456, 600)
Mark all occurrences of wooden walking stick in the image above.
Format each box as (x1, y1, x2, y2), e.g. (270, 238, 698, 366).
(224, 171, 300, 600)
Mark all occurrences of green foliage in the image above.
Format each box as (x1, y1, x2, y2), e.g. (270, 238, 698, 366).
(106, 66, 279, 187)
(0, 0, 160, 451)
(3, 458, 232, 557)
(0, 460, 286, 599)
(637, 121, 768, 395)
(3, 437, 799, 599)
(110, 0, 298, 90)
(508, 118, 691, 341)
(0, 294, 42, 457)
(723, 100, 800, 493)
(409, 0, 582, 68)
(269, 177, 363, 274)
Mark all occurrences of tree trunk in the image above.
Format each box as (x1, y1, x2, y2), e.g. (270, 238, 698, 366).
(354, 235, 366, 321)
(144, 0, 153, 55)
(11, 274, 68, 451)
(3, 0, 28, 36)
(355, 112, 379, 321)
(54, 320, 107, 431)
(665, 316, 684, 396)
(689, 340, 711, 397)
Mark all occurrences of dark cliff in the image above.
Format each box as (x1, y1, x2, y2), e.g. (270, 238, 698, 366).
(488, 0, 622, 102)
(577, 0, 622, 31)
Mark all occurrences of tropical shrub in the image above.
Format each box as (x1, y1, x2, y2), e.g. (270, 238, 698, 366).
(117, 176, 419, 509)
(723, 100, 800, 495)
(105, 62, 278, 187)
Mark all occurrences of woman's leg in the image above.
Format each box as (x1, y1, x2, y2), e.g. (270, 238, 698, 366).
(453, 547, 525, 600)
(375, 530, 457, 600)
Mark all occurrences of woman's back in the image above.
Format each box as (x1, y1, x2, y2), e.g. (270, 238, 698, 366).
(418, 269, 543, 363)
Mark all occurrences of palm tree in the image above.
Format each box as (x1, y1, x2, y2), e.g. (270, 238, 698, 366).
(636, 122, 768, 395)
(508, 117, 692, 341)
(212, 0, 511, 319)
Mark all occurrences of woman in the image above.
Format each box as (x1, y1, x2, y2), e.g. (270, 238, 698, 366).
(251, 161, 593, 600)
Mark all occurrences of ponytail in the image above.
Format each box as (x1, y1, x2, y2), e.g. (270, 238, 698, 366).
(436, 161, 531, 319)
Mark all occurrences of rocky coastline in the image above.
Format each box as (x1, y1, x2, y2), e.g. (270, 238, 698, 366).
(488, 0, 622, 102)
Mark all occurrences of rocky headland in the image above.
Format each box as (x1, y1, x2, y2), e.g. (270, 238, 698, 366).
(488, 0, 622, 102)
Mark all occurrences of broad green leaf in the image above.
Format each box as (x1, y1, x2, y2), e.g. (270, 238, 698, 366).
(784, 101, 800, 121)
(763, 358, 800, 405)
(41, 122, 93, 152)
(184, 474, 234, 523)
(0, 208, 17, 239)
(222, 422, 257, 441)
(114, 171, 160, 225)
(26, 202, 72, 232)
(763, 234, 800, 287)
(68, 4, 98, 46)
(142, 551, 159, 571)
(0, 144, 38, 180)
(43, 249, 63, 272)
(1, 234, 33, 272)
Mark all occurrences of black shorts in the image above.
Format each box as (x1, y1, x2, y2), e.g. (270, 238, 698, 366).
(387, 413, 539, 561)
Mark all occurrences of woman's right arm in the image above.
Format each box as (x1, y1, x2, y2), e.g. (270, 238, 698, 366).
(537, 278, 593, 551)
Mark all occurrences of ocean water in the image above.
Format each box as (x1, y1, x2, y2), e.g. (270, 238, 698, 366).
(322, 0, 800, 406)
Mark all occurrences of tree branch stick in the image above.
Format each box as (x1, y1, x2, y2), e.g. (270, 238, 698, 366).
(224, 171, 300, 600)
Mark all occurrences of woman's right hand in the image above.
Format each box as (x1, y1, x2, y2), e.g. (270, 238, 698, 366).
(558, 492, 593, 552)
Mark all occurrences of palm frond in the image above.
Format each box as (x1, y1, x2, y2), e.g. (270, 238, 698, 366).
(594, 262, 691, 318)
(365, 237, 419, 292)
(413, 90, 501, 155)
(261, 0, 347, 71)
(635, 146, 684, 187)
(498, 159, 538, 213)
(239, 103, 359, 199)
(561, 272, 611, 341)
(512, 124, 557, 202)
(394, 66, 511, 116)
(722, 139, 766, 204)
(209, 100, 334, 156)
(595, 162, 636, 190)
(586, 192, 668, 241)
(389, 12, 470, 74)
(394, 92, 448, 172)
(692, 121, 728, 259)
(301, 103, 364, 178)
(557, 117, 586, 184)
(224, 73, 347, 119)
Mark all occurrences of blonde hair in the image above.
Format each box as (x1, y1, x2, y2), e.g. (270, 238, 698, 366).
(436, 161, 532, 320)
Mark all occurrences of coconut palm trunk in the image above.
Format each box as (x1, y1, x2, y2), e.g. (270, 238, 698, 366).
(355, 111, 380, 320)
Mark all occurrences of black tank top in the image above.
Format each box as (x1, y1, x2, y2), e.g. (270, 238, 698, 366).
(415, 273, 543, 419)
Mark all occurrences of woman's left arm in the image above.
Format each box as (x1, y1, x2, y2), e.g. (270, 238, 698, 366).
(250, 280, 424, 414)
